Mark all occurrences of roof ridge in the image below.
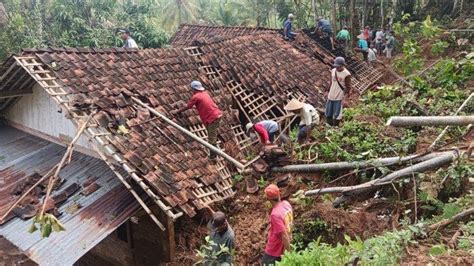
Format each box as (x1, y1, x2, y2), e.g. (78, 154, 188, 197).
(178, 23, 278, 31)
(20, 47, 141, 54)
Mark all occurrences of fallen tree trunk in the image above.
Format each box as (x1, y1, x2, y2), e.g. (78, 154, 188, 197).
(429, 207, 474, 232)
(271, 152, 449, 173)
(305, 150, 458, 196)
(386, 116, 474, 127)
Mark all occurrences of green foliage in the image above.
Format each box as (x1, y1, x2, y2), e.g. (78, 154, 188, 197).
(420, 16, 442, 39)
(281, 226, 423, 265)
(457, 221, 474, 251)
(436, 159, 473, 196)
(429, 244, 447, 256)
(232, 174, 244, 183)
(195, 235, 230, 265)
(292, 218, 330, 249)
(394, 39, 424, 75)
(257, 176, 267, 188)
(431, 40, 449, 55)
(28, 213, 66, 238)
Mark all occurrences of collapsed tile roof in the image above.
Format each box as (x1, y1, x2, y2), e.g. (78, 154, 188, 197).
(170, 24, 385, 93)
(0, 126, 140, 265)
(0, 24, 379, 220)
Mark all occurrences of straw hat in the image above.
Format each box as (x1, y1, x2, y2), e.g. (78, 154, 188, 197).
(357, 33, 365, 39)
(284, 99, 305, 111)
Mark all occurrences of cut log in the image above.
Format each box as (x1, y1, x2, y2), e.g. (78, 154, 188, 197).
(428, 93, 473, 150)
(271, 152, 449, 173)
(305, 151, 458, 196)
(386, 116, 474, 127)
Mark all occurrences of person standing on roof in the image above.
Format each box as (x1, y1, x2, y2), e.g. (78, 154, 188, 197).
(206, 211, 235, 266)
(316, 18, 335, 50)
(173, 81, 222, 161)
(325, 57, 351, 127)
(262, 184, 293, 266)
(283, 14, 296, 40)
(284, 99, 319, 144)
(354, 33, 369, 62)
(246, 120, 279, 145)
(118, 29, 138, 49)
(336, 26, 351, 55)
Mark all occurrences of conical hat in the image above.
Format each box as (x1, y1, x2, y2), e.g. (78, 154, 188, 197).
(284, 99, 305, 111)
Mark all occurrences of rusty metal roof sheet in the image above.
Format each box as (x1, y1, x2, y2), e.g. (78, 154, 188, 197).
(0, 126, 140, 265)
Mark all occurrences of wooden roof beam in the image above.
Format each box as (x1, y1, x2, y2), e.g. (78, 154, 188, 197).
(0, 88, 33, 99)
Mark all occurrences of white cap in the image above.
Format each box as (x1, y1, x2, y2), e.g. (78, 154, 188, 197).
(245, 122, 254, 132)
(288, 13, 295, 19)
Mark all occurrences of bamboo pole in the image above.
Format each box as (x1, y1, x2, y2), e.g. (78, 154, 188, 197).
(93, 145, 166, 231)
(39, 114, 93, 217)
(271, 152, 448, 173)
(305, 151, 458, 196)
(428, 93, 473, 150)
(429, 207, 474, 232)
(386, 116, 474, 127)
(132, 97, 245, 170)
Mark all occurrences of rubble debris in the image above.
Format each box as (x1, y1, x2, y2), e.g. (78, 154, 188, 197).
(82, 182, 101, 196)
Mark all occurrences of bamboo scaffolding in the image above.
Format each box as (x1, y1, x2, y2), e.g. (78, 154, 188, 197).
(93, 145, 166, 231)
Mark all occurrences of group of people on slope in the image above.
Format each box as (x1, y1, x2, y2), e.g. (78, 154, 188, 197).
(282, 13, 396, 66)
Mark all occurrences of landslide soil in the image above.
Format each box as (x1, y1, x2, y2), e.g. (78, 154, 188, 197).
(173, 174, 395, 265)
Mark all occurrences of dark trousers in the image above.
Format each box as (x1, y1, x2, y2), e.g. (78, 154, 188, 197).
(268, 131, 278, 142)
(262, 252, 281, 266)
(206, 117, 221, 159)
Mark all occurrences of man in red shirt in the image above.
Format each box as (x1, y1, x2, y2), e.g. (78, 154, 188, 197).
(173, 81, 223, 160)
(262, 184, 293, 265)
(245, 120, 279, 145)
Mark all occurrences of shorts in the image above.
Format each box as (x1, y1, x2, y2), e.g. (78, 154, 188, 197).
(268, 131, 278, 142)
(322, 27, 333, 37)
(325, 100, 343, 120)
(297, 125, 310, 142)
(262, 252, 281, 266)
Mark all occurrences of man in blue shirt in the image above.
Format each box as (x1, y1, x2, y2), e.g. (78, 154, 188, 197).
(355, 33, 369, 61)
(317, 18, 335, 50)
(283, 13, 296, 40)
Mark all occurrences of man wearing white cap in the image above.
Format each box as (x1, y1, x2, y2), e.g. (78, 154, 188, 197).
(283, 14, 296, 40)
(284, 99, 319, 144)
(117, 29, 138, 49)
(173, 81, 223, 160)
(246, 120, 279, 145)
(325, 57, 351, 126)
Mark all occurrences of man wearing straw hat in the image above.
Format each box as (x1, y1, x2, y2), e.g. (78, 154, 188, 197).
(325, 57, 352, 127)
(284, 99, 319, 144)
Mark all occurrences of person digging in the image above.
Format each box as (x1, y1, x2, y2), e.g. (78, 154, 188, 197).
(262, 184, 293, 266)
(325, 57, 352, 127)
(246, 120, 280, 145)
(206, 211, 235, 266)
(172, 81, 223, 161)
(283, 99, 319, 144)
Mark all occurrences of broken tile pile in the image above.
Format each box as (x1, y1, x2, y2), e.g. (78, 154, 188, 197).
(3, 171, 100, 224)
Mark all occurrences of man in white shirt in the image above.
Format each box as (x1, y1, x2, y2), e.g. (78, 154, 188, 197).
(284, 99, 319, 144)
(375, 27, 384, 55)
(117, 29, 138, 49)
(367, 44, 377, 67)
(325, 57, 351, 126)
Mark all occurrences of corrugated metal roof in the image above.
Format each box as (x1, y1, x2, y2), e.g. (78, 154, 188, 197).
(0, 126, 140, 265)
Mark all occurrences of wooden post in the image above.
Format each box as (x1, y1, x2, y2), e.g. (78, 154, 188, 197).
(386, 116, 474, 127)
